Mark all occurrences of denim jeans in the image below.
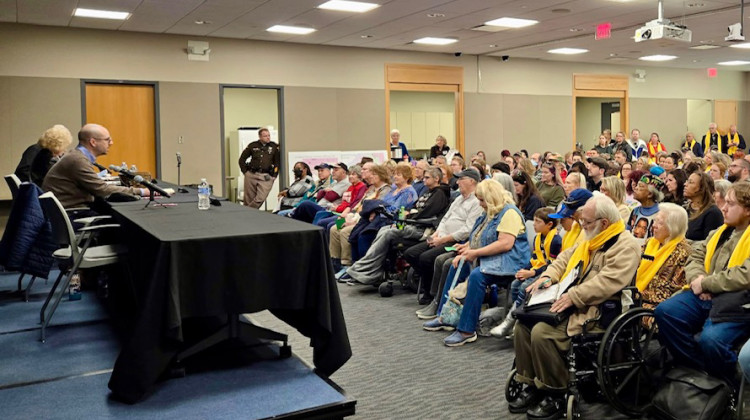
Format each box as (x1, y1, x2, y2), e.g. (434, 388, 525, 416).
(655, 291, 750, 383)
(438, 264, 508, 334)
(510, 276, 538, 306)
(738, 340, 750, 383)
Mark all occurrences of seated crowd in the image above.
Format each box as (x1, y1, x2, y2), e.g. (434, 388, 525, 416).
(274, 126, 750, 419)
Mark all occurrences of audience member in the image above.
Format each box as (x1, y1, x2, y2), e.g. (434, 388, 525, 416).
(535, 163, 565, 207)
(655, 182, 750, 386)
(491, 161, 511, 176)
(599, 176, 630, 221)
(30, 124, 73, 187)
(423, 180, 530, 347)
(710, 160, 728, 181)
(389, 129, 409, 162)
(683, 172, 723, 242)
(726, 124, 746, 155)
(449, 156, 465, 190)
(509, 195, 640, 418)
(412, 160, 429, 196)
(290, 162, 351, 223)
(493, 172, 517, 204)
(43, 124, 148, 210)
(593, 134, 613, 157)
(626, 174, 663, 241)
(682, 131, 704, 157)
(512, 171, 544, 221)
(646, 132, 667, 164)
(714, 179, 732, 209)
(663, 168, 687, 206)
(702, 122, 726, 154)
(429, 135, 450, 160)
(277, 161, 313, 211)
(550, 188, 593, 252)
(613, 131, 634, 160)
(14, 140, 43, 183)
(728, 159, 750, 183)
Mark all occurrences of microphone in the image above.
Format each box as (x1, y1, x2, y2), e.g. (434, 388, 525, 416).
(176, 152, 182, 165)
(108, 164, 137, 178)
(93, 162, 110, 172)
(134, 175, 171, 198)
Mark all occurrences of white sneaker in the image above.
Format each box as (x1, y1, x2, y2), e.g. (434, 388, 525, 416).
(416, 301, 438, 319)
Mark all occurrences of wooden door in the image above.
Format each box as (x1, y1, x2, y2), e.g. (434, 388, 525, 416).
(85, 84, 157, 176)
(715, 100, 738, 134)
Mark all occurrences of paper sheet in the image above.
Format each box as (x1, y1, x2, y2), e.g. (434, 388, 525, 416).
(527, 265, 580, 307)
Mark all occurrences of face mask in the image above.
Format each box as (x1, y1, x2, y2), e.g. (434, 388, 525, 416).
(531, 159, 538, 167)
(293, 168, 303, 178)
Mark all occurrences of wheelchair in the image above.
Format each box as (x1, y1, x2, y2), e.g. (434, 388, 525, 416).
(505, 287, 664, 419)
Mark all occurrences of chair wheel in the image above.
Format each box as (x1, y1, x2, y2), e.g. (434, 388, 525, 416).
(505, 368, 522, 402)
(406, 268, 420, 293)
(379, 282, 393, 297)
(567, 394, 579, 420)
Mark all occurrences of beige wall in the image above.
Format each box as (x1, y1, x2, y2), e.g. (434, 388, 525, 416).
(1, 23, 749, 199)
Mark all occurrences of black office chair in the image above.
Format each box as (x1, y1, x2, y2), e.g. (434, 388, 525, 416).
(37, 192, 128, 342)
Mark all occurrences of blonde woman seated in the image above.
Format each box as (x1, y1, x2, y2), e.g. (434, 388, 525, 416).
(635, 203, 692, 320)
(599, 176, 631, 221)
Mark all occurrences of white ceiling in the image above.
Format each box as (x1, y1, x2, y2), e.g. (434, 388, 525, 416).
(1, 0, 749, 69)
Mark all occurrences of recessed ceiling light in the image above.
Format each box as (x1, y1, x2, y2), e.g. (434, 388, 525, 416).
(489, 44, 498, 48)
(427, 13, 445, 18)
(318, 1, 379, 13)
(194, 20, 212, 25)
(729, 43, 750, 49)
(718, 60, 750, 66)
(360, 35, 373, 38)
(267, 25, 316, 35)
(569, 28, 584, 32)
(690, 44, 721, 50)
(484, 17, 538, 28)
(548, 48, 588, 55)
(74, 8, 130, 20)
(639, 54, 678, 61)
(413, 37, 458, 45)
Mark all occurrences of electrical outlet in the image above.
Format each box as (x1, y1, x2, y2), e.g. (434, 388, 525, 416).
(178, 136, 184, 144)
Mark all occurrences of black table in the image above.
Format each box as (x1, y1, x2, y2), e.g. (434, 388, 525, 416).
(106, 198, 351, 403)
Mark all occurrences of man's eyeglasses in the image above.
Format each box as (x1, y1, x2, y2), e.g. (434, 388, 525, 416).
(579, 217, 602, 228)
(94, 137, 112, 143)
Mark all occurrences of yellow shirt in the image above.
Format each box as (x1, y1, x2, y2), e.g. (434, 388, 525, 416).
(497, 208, 526, 237)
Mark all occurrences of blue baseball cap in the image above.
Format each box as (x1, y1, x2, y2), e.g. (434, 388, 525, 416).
(549, 188, 593, 219)
(649, 166, 665, 177)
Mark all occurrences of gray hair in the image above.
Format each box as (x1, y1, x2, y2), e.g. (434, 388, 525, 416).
(349, 164, 362, 178)
(589, 195, 622, 225)
(425, 166, 443, 181)
(492, 172, 518, 204)
(657, 203, 688, 240)
(714, 179, 732, 198)
(645, 183, 664, 203)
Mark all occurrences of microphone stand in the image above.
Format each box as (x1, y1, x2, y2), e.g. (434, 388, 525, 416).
(143, 187, 168, 209)
(176, 153, 189, 193)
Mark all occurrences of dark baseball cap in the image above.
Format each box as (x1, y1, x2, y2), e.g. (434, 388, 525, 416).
(587, 157, 609, 170)
(549, 188, 593, 219)
(331, 162, 349, 172)
(456, 168, 481, 183)
(314, 163, 332, 170)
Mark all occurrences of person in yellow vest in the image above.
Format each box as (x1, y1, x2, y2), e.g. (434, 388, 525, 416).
(701, 122, 727, 154)
(681, 131, 704, 158)
(727, 124, 746, 156)
(551, 188, 593, 253)
(646, 132, 667, 165)
(655, 182, 750, 386)
(491, 207, 562, 338)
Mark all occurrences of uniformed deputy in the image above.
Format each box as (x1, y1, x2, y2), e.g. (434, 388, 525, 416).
(239, 127, 280, 209)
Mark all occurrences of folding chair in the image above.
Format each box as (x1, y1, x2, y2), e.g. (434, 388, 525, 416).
(37, 192, 128, 342)
(4, 174, 21, 200)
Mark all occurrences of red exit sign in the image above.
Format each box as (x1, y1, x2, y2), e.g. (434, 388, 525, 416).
(596, 22, 612, 40)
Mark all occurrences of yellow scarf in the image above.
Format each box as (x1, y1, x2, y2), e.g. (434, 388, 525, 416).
(728, 132, 740, 156)
(705, 131, 721, 154)
(530, 229, 558, 269)
(647, 141, 665, 164)
(561, 222, 581, 252)
(704, 225, 750, 273)
(635, 236, 683, 292)
(683, 139, 696, 152)
(560, 220, 626, 282)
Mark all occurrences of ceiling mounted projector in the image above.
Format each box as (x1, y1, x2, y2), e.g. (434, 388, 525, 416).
(635, 0, 692, 43)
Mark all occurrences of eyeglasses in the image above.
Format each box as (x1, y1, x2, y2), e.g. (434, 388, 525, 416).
(94, 137, 113, 143)
(579, 217, 602, 228)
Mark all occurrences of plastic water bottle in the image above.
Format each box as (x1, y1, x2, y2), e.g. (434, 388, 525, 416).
(130, 164, 137, 172)
(198, 178, 210, 210)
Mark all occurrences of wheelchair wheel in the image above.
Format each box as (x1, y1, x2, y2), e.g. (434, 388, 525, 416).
(597, 307, 659, 417)
(566, 394, 579, 420)
(505, 368, 523, 403)
(378, 281, 393, 297)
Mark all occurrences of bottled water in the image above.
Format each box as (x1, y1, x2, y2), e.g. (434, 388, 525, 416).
(198, 178, 210, 210)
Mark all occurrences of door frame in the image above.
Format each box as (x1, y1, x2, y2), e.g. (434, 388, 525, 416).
(384, 64, 464, 157)
(219, 84, 286, 196)
(572, 74, 629, 149)
(80, 79, 161, 177)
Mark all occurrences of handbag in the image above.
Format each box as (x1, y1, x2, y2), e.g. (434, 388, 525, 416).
(514, 261, 583, 327)
(650, 366, 732, 420)
(439, 258, 466, 327)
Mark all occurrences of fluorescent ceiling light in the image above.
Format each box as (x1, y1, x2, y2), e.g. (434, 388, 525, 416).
(318, 1, 379, 13)
(413, 37, 457, 45)
(718, 60, 750, 66)
(689, 44, 721, 50)
(639, 54, 677, 61)
(74, 8, 130, 20)
(484, 17, 538, 28)
(548, 48, 588, 55)
(729, 43, 750, 49)
(267, 25, 316, 35)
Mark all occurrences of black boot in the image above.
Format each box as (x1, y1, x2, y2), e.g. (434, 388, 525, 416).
(526, 394, 564, 420)
(508, 386, 540, 414)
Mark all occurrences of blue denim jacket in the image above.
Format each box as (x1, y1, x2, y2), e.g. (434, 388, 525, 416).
(470, 204, 531, 277)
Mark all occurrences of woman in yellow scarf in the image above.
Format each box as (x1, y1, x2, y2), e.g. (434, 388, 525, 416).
(634, 203, 692, 320)
(647, 132, 667, 165)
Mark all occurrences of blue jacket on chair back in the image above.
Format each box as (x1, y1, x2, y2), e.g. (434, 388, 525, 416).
(470, 204, 530, 277)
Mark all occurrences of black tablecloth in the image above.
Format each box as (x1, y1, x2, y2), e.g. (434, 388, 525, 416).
(106, 201, 351, 403)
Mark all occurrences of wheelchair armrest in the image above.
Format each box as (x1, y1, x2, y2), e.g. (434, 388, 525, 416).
(581, 315, 602, 336)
